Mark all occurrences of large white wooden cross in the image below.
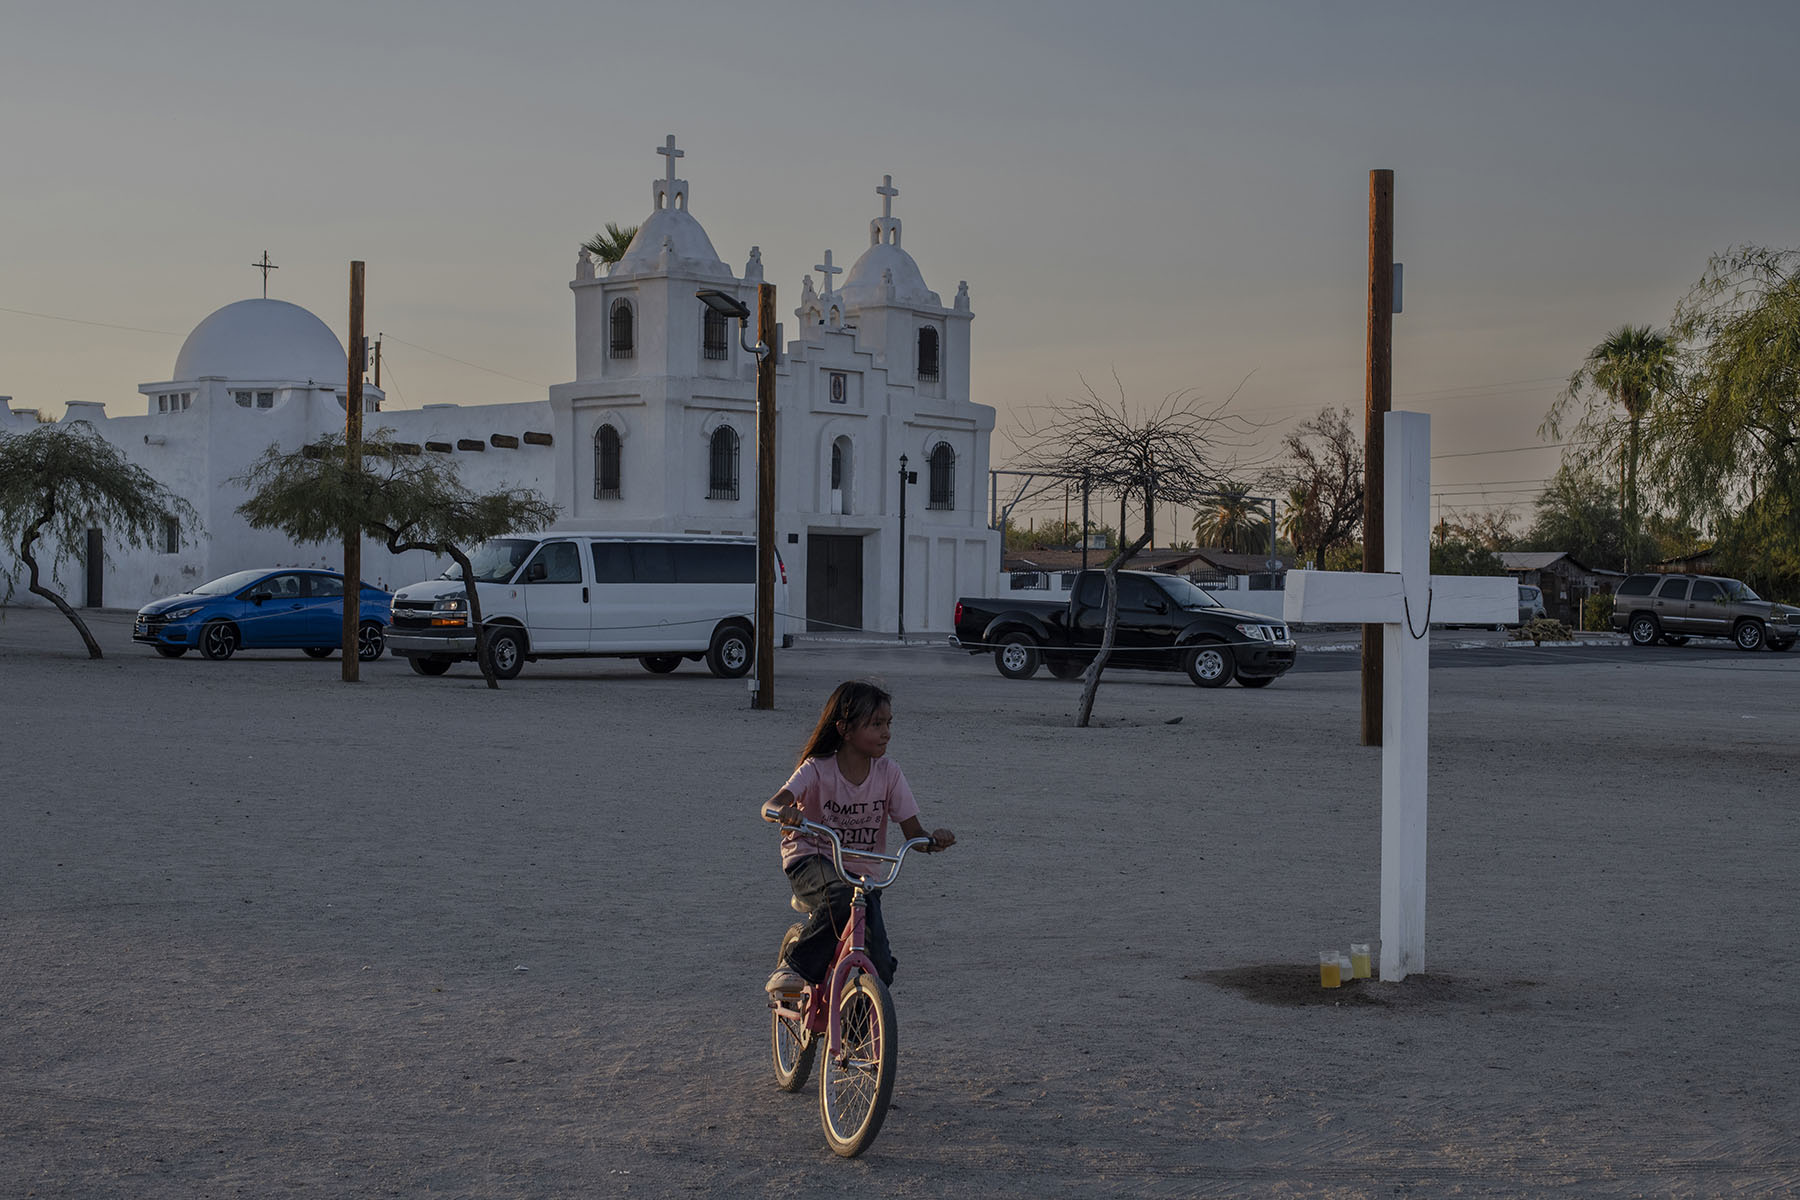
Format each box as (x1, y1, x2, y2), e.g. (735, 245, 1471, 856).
(1283, 411, 1515, 981)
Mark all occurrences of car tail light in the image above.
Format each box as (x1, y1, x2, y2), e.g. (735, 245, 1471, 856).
(955, 601, 963, 626)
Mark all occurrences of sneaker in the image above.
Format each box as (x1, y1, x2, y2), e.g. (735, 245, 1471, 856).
(765, 967, 807, 995)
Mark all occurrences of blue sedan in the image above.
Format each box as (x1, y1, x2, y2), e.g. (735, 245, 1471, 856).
(134, 569, 393, 661)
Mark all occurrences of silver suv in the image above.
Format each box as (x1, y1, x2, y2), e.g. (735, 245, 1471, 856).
(1610, 573, 1799, 651)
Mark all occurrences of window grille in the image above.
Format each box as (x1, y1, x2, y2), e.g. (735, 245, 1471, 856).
(610, 301, 634, 358)
(928, 443, 955, 509)
(708, 426, 740, 500)
(703, 307, 730, 360)
(594, 425, 621, 499)
(917, 327, 940, 382)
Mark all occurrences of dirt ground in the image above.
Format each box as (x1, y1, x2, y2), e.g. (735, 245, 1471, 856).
(3, 607, 1797, 1198)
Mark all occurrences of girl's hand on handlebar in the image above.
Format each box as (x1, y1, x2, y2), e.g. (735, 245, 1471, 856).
(925, 827, 955, 853)
(762, 791, 803, 827)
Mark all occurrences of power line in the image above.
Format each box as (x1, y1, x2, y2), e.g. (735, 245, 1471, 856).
(381, 335, 549, 389)
(0, 304, 180, 336)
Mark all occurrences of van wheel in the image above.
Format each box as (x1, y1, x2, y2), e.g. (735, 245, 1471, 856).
(1628, 614, 1660, 646)
(707, 624, 753, 678)
(1733, 619, 1765, 651)
(641, 655, 681, 674)
(408, 656, 452, 676)
(484, 628, 526, 680)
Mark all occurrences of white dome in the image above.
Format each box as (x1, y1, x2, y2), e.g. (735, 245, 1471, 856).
(842, 242, 938, 310)
(613, 207, 730, 277)
(172, 299, 346, 383)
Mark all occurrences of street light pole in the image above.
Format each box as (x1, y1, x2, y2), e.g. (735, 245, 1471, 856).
(897, 454, 912, 640)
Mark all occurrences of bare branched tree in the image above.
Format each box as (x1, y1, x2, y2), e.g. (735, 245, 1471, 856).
(1276, 407, 1363, 570)
(1011, 376, 1256, 726)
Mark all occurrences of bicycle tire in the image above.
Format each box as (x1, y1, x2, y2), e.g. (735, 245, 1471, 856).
(771, 923, 816, 1092)
(819, 972, 897, 1157)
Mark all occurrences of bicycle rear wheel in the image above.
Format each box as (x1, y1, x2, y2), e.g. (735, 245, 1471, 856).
(771, 923, 815, 1092)
(819, 971, 897, 1157)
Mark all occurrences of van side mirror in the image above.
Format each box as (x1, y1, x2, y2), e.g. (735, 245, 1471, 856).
(526, 562, 547, 582)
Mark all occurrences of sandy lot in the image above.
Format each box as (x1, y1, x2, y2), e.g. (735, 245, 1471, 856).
(3, 607, 1797, 1198)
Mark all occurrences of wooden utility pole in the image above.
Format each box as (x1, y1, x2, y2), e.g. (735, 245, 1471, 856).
(1362, 170, 1393, 746)
(342, 261, 365, 683)
(753, 282, 778, 710)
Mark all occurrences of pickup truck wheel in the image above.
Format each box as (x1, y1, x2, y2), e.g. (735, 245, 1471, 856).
(994, 633, 1041, 680)
(1046, 655, 1085, 681)
(1628, 613, 1660, 646)
(1237, 675, 1275, 688)
(1185, 641, 1235, 688)
(1733, 619, 1766, 651)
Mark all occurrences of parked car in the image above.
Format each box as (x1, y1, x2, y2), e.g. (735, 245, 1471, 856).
(951, 569, 1297, 687)
(1518, 585, 1547, 625)
(385, 532, 789, 680)
(1609, 573, 1798, 651)
(134, 569, 392, 661)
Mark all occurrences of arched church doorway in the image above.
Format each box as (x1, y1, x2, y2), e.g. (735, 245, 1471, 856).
(806, 533, 863, 633)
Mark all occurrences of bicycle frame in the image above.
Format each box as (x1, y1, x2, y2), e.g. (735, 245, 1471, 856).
(764, 809, 930, 1064)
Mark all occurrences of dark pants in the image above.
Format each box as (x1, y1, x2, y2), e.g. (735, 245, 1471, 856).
(782, 855, 897, 986)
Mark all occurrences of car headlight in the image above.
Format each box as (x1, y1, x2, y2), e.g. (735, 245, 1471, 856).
(166, 606, 202, 620)
(1234, 623, 1271, 642)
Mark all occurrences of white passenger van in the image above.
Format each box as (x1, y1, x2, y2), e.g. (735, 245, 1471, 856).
(386, 532, 789, 680)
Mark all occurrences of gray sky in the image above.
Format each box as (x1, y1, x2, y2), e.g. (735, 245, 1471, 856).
(5, 0, 1797, 535)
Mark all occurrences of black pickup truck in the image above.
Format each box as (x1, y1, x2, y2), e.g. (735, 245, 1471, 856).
(950, 569, 1297, 688)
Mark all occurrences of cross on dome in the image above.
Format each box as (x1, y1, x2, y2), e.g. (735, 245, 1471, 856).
(870, 173, 902, 247)
(653, 134, 690, 212)
(250, 250, 278, 299)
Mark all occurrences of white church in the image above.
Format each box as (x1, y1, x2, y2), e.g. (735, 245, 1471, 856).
(0, 138, 1000, 635)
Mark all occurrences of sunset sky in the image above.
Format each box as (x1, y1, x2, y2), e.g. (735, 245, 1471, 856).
(5, 0, 1797, 535)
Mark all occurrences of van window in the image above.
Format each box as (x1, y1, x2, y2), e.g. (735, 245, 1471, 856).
(527, 541, 583, 584)
(630, 543, 676, 584)
(592, 542, 633, 583)
(674, 542, 754, 583)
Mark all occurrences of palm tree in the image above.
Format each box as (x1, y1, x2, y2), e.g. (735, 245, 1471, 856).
(1561, 324, 1673, 572)
(1192, 484, 1268, 553)
(1280, 483, 1323, 568)
(582, 222, 639, 264)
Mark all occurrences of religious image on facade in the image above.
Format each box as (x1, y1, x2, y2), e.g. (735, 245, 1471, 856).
(0, 138, 1000, 635)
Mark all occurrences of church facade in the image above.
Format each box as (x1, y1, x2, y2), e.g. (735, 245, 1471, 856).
(0, 139, 1000, 635)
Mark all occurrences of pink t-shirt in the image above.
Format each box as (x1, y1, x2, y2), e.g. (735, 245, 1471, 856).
(778, 755, 920, 878)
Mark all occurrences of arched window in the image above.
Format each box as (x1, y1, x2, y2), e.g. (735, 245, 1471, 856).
(594, 424, 621, 499)
(916, 327, 940, 382)
(702, 306, 730, 360)
(708, 426, 740, 500)
(610, 301, 634, 359)
(928, 443, 955, 510)
(830, 436, 852, 514)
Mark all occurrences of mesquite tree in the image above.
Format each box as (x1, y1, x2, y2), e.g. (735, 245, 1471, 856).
(1011, 378, 1254, 726)
(233, 431, 557, 689)
(0, 421, 200, 659)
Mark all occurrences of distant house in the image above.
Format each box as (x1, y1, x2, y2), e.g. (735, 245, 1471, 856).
(1000, 546, 1290, 592)
(1497, 552, 1622, 624)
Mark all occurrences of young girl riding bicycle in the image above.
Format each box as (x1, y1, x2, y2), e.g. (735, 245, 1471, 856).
(762, 680, 955, 995)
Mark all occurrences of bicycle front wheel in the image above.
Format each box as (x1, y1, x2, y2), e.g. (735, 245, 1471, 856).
(819, 972, 897, 1157)
(772, 923, 815, 1092)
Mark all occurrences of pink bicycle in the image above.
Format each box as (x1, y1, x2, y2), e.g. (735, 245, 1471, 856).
(762, 806, 933, 1157)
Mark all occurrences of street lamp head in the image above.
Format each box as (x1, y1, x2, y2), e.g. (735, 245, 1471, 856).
(695, 289, 750, 321)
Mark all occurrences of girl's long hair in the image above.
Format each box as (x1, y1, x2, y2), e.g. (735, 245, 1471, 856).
(796, 680, 891, 767)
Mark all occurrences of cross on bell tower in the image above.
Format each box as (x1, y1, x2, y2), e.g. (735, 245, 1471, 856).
(250, 251, 278, 299)
(870, 174, 901, 248)
(653, 134, 689, 211)
(814, 249, 842, 298)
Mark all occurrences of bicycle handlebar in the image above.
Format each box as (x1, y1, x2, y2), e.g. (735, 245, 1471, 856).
(762, 803, 932, 891)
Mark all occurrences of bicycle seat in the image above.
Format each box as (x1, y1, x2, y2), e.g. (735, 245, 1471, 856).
(790, 895, 810, 915)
